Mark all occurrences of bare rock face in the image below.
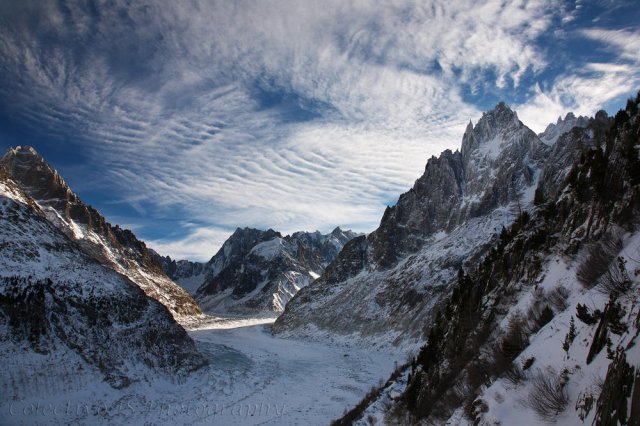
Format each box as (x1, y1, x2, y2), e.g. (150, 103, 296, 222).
(535, 111, 612, 204)
(0, 147, 202, 321)
(273, 103, 562, 343)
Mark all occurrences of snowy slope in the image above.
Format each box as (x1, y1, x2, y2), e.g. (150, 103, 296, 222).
(0, 165, 397, 426)
(1, 315, 400, 425)
(0, 147, 202, 322)
(454, 236, 640, 425)
(0, 166, 206, 405)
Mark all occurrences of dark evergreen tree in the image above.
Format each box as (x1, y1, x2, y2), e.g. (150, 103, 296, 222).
(576, 303, 599, 325)
(562, 317, 576, 353)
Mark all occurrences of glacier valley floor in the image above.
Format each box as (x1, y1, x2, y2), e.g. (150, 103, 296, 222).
(3, 316, 401, 425)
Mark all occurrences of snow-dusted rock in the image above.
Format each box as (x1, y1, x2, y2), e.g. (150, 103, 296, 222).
(192, 226, 359, 315)
(539, 111, 590, 146)
(0, 147, 202, 321)
(0, 166, 205, 399)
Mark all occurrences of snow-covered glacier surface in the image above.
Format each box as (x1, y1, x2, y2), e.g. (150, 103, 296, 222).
(1, 316, 401, 425)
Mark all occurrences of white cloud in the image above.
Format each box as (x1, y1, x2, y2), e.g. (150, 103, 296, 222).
(581, 28, 640, 62)
(517, 68, 637, 133)
(147, 227, 233, 262)
(518, 28, 640, 133)
(1, 0, 637, 259)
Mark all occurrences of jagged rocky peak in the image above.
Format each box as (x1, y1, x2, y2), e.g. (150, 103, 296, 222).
(330, 226, 361, 242)
(4, 145, 44, 165)
(329, 226, 351, 237)
(368, 101, 547, 268)
(3, 147, 155, 252)
(463, 102, 547, 199)
(211, 227, 282, 268)
(4, 145, 46, 164)
(539, 111, 591, 146)
(461, 101, 522, 158)
(1, 146, 116, 242)
(290, 226, 360, 263)
(461, 101, 545, 168)
(228, 226, 282, 250)
(1, 146, 76, 212)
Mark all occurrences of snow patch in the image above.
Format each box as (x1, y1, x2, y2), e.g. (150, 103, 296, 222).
(249, 238, 284, 260)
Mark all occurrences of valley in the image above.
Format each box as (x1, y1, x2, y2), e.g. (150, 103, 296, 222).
(2, 2, 640, 424)
(2, 315, 400, 425)
(2, 93, 639, 425)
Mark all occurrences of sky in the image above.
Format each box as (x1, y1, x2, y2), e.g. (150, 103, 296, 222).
(0, 0, 639, 261)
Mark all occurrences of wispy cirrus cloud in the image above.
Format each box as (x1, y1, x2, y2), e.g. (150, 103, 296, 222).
(518, 25, 640, 132)
(580, 28, 640, 62)
(0, 0, 638, 260)
(147, 225, 233, 263)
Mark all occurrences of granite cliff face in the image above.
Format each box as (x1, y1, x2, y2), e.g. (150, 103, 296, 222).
(370, 102, 549, 269)
(273, 103, 593, 345)
(0, 147, 202, 321)
(374, 94, 639, 425)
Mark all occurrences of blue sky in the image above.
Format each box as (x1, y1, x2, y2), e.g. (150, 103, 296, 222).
(0, 0, 639, 261)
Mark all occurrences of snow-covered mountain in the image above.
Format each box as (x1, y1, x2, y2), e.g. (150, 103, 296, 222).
(157, 227, 358, 315)
(326, 94, 640, 425)
(2, 90, 637, 425)
(0, 165, 206, 401)
(274, 102, 550, 345)
(0, 147, 202, 322)
(538, 112, 590, 146)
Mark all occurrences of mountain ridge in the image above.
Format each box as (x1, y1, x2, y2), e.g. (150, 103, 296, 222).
(0, 164, 206, 398)
(0, 146, 202, 321)
(329, 93, 640, 425)
(274, 102, 550, 343)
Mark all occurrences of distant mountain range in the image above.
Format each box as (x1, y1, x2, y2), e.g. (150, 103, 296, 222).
(153, 226, 359, 315)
